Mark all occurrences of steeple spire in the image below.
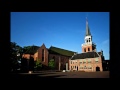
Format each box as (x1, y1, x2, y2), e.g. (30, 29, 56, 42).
(86, 17, 91, 36)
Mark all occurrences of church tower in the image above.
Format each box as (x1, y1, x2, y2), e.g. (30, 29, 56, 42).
(81, 17, 96, 53)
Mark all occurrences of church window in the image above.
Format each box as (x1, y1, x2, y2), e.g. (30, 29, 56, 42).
(84, 66, 87, 69)
(42, 49, 44, 61)
(95, 58, 99, 62)
(90, 67, 92, 69)
(87, 40, 88, 43)
(88, 65, 91, 69)
(89, 38, 91, 42)
(52, 56, 55, 61)
(88, 59, 91, 63)
(84, 48, 86, 52)
(83, 59, 86, 64)
(88, 48, 90, 51)
(80, 61, 82, 64)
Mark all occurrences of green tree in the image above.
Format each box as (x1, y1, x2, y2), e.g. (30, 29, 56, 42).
(34, 59, 42, 71)
(48, 59, 55, 70)
(10, 42, 23, 72)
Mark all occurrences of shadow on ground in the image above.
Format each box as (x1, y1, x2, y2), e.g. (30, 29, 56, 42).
(8, 71, 109, 80)
(8, 72, 67, 80)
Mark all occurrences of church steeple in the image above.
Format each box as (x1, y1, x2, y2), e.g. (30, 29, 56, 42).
(81, 17, 96, 53)
(86, 17, 91, 36)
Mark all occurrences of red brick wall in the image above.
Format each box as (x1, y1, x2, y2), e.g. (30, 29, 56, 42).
(69, 57, 103, 72)
(22, 54, 34, 59)
(49, 54, 70, 70)
(82, 45, 96, 52)
(38, 44, 49, 66)
(34, 52, 38, 61)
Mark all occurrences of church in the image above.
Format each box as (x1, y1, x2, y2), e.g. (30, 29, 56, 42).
(69, 18, 105, 72)
(22, 18, 106, 72)
(22, 44, 76, 70)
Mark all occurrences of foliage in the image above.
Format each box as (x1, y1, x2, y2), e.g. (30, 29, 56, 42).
(10, 42, 23, 72)
(48, 59, 55, 70)
(34, 59, 42, 70)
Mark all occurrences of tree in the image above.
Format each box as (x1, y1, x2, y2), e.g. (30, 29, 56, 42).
(10, 42, 23, 72)
(48, 59, 55, 70)
(34, 59, 42, 71)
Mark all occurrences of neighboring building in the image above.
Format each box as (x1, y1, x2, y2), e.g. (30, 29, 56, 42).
(102, 60, 110, 71)
(22, 44, 76, 70)
(69, 18, 105, 72)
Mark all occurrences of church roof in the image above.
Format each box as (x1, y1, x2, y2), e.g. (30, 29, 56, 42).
(24, 46, 40, 54)
(48, 46, 76, 57)
(24, 45, 76, 56)
(71, 51, 99, 60)
(98, 52, 101, 55)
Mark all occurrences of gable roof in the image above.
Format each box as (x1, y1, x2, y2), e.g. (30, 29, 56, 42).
(48, 46, 76, 57)
(24, 46, 40, 54)
(98, 52, 101, 55)
(23, 45, 76, 56)
(71, 51, 99, 60)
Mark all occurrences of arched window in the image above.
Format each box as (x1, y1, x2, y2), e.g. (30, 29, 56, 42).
(88, 59, 91, 63)
(42, 49, 44, 61)
(52, 56, 55, 61)
(89, 38, 91, 42)
(84, 48, 86, 52)
(88, 48, 90, 51)
(83, 59, 86, 64)
(86, 40, 88, 43)
(95, 58, 99, 63)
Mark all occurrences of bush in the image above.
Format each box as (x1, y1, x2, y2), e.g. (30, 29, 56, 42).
(34, 59, 42, 71)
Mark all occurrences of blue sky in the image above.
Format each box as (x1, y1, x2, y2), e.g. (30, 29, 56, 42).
(11, 12, 109, 60)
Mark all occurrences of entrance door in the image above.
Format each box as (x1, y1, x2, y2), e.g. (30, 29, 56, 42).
(96, 66, 100, 71)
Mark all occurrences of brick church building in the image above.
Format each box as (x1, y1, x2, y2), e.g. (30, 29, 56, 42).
(22, 44, 76, 70)
(69, 18, 105, 72)
(22, 18, 107, 72)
